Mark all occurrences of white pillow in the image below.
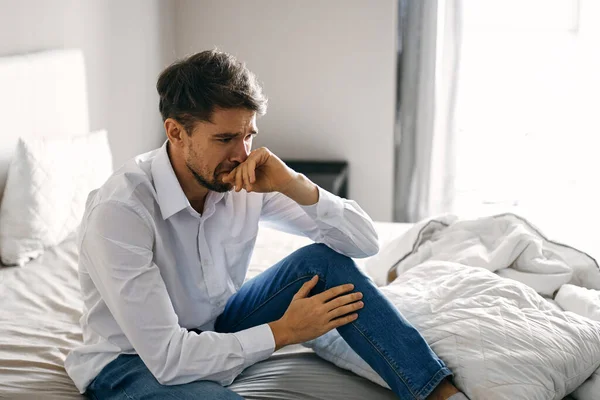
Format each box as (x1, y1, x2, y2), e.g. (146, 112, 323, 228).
(305, 262, 600, 400)
(0, 130, 112, 266)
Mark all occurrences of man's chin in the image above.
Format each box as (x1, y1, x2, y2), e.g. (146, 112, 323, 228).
(188, 164, 233, 193)
(210, 178, 233, 193)
(196, 177, 232, 193)
(218, 183, 234, 193)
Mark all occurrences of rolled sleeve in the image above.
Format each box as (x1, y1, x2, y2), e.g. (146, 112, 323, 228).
(301, 186, 345, 223)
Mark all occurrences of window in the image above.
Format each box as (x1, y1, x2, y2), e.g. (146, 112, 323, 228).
(453, 0, 600, 250)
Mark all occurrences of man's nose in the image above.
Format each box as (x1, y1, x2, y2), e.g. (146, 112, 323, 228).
(229, 138, 250, 164)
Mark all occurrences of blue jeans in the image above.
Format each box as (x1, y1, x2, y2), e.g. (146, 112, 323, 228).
(86, 244, 452, 400)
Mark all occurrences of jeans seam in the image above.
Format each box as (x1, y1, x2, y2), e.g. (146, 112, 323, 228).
(120, 388, 136, 400)
(417, 367, 453, 400)
(322, 348, 385, 378)
(229, 273, 320, 331)
(350, 322, 419, 400)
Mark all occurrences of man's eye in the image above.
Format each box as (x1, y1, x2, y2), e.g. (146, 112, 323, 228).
(219, 138, 233, 143)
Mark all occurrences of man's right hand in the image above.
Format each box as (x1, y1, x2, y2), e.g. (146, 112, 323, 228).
(267, 275, 364, 350)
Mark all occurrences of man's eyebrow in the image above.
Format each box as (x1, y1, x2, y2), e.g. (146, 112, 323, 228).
(212, 130, 258, 138)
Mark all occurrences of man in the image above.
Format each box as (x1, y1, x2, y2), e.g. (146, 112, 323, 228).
(65, 50, 467, 400)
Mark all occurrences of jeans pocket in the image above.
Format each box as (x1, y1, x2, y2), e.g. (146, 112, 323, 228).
(91, 354, 141, 390)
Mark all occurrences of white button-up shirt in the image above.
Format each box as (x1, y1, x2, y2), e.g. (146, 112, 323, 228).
(64, 142, 379, 393)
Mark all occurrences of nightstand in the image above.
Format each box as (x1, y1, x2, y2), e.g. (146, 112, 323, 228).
(283, 160, 349, 198)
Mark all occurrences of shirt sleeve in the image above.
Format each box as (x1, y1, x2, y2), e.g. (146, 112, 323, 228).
(260, 186, 379, 258)
(80, 201, 275, 386)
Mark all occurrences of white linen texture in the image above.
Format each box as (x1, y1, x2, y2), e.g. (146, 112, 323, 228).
(304, 214, 600, 400)
(555, 284, 600, 400)
(0, 130, 112, 266)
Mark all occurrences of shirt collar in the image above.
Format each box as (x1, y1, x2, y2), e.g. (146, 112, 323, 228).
(151, 141, 191, 220)
(151, 141, 227, 220)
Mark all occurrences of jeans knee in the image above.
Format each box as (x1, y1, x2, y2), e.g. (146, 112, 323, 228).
(290, 243, 357, 274)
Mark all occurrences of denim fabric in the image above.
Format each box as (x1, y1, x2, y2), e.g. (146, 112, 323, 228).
(87, 244, 451, 399)
(86, 354, 243, 399)
(216, 244, 452, 399)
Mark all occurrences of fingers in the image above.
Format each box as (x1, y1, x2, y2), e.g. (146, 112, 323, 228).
(223, 170, 234, 184)
(222, 149, 265, 192)
(328, 300, 364, 319)
(325, 291, 363, 312)
(292, 275, 319, 300)
(243, 164, 252, 191)
(223, 166, 245, 191)
(241, 158, 257, 191)
(314, 283, 356, 303)
(248, 159, 256, 183)
(235, 167, 243, 192)
(327, 313, 359, 330)
(226, 159, 257, 192)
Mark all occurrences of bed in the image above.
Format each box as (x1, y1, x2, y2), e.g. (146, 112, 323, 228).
(0, 49, 597, 400)
(0, 48, 410, 400)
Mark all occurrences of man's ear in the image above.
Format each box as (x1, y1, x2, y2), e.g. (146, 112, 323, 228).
(165, 118, 186, 147)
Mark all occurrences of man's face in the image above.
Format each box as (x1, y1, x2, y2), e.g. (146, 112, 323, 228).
(183, 108, 257, 192)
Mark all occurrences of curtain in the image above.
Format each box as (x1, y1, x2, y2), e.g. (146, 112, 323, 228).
(393, 0, 462, 222)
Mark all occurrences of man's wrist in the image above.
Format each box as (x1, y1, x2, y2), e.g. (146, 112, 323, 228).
(268, 319, 292, 351)
(279, 174, 319, 206)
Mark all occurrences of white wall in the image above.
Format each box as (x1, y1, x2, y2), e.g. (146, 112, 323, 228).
(174, 0, 397, 221)
(0, 0, 397, 221)
(0, 0, 176, 168)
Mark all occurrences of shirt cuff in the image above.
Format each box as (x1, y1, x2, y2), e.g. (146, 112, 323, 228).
(301, 186, 345, 224)
(233, 323, 275, 368)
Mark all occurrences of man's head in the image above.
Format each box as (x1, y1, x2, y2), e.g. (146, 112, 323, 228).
(157, 50, 267, 193)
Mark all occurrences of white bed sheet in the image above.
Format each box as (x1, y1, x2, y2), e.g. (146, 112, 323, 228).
(0, 222, 411, 399)
(0, 233, 82, 399)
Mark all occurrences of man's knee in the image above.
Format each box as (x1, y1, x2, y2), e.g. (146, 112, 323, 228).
(289, 243, 358, 274)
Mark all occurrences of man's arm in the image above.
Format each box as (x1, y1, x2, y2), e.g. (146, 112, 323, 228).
(224, 147, 379, 258)
(81, 201, 274, 386)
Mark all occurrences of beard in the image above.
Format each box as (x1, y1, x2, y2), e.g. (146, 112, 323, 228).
(186, 161, 238, 193)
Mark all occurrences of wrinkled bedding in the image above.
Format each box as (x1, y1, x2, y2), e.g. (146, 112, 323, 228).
(354, 213, 600, 400)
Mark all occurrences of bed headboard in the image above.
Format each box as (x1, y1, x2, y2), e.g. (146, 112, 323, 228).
(0, 49, 90, 201)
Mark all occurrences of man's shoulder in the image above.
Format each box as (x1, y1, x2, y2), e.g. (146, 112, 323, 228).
(88, 149, 161, 217)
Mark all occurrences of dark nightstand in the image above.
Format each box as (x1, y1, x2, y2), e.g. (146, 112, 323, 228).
(283, 160, 349, 198)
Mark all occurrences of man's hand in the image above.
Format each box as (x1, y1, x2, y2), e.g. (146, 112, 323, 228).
(222, 147, 319, 205)
(268, 276, 364, 350)
(223, 147, 296, 193)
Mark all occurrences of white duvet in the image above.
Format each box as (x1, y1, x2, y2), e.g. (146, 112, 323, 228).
(307, 214, 600, 400)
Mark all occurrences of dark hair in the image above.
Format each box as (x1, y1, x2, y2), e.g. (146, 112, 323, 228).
(156, 49, 268, 134)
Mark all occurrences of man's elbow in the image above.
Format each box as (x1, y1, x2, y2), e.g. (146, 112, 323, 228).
(352, 235, 379, 259)
(363, 239, 380, 258)
(154, 371, 234, 387)
(151, 360, 181, 386)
